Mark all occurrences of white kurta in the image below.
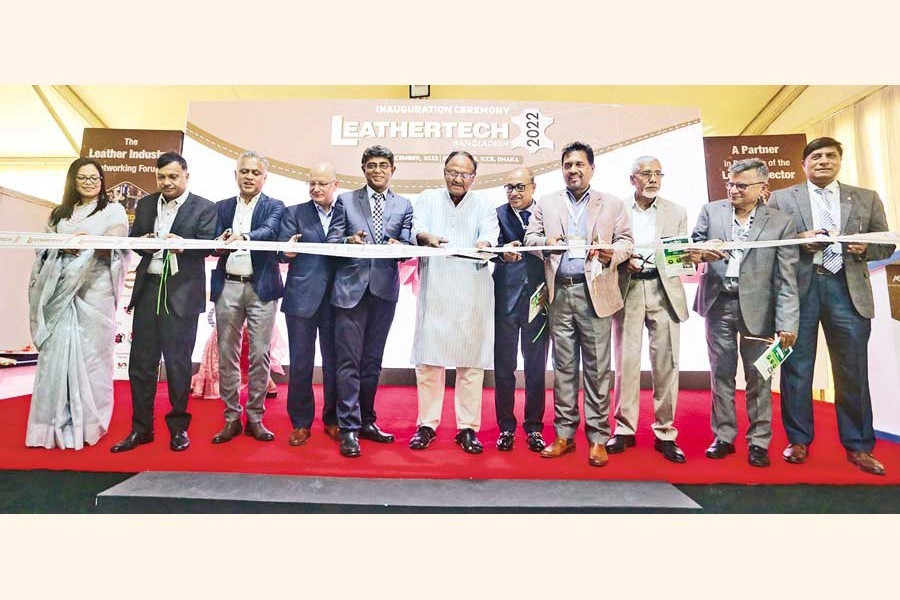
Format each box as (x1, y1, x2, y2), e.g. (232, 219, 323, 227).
(411, 188, 499, 368)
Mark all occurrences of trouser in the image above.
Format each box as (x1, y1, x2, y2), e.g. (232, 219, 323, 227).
(285, 301, 337, 429)
(415, 364, 484, 431)
(215, 280, 277, 423)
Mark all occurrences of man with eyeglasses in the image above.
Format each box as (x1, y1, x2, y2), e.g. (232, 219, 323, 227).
(492, 167, 549, 452)
(277, 163, 341, 453)
(608, 156, 689, 463)
(408, 151, 500, 454)
(208, 151, 284, 445)
(769, 137, 895, 475)
(524, 141, 634, 467)
(324, 145, 414, 458)
(691, 158, 799, 468)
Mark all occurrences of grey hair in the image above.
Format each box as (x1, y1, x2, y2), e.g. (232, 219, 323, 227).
(630, 155, 660, 174)
(237, 150, 269, 171)
(728, 158, 768, 179)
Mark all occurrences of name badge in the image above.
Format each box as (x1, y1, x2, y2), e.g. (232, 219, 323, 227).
(567, 235, 587, 260)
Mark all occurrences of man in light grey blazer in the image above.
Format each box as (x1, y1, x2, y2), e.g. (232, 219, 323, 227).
(691, 158, 799, 468)
(608, 156, 690, 463)
(768, 137, 896, 476)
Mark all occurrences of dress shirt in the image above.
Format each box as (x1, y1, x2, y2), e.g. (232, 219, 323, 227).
(807, 180, 842, 265)
(557, 189, 591, 278)
(225, 193, 259, 276)
(723, 205, 757, 292)
(631, 198, 658, 269)
(315, 201, 335, 234)
(148, 189, 189, 274)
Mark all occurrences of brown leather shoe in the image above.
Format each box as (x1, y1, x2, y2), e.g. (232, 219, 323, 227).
(540, 437, 575, 458)
(245, 421, 275, 442)
(847, 451, 886, 476)
(323, 424, 340, 441)
(782, 443, 808, 464)
(288, 427, 311, 447)
(588, 443, 609, 467)
(211, 420, 242, 444)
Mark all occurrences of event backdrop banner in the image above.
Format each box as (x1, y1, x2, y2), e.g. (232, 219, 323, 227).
(80, 128, 184, 224)
(703, 134, 807, 201)
(80, 128, 183, 378)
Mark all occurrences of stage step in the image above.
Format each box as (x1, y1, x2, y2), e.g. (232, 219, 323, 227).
(96, 471, 701, 513)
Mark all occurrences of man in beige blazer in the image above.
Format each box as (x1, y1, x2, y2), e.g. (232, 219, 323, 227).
(608, 156, 690, 463)
(524, 141, 633, 467)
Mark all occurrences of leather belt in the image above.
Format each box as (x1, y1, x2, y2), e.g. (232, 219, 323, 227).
(225, 273, 255, 283)
(555, 274, 586, 286)
(814, 265, 841, 276)
(631, 269, 659, 280)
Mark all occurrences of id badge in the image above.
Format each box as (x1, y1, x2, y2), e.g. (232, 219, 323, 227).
(568, 235, 587, 260)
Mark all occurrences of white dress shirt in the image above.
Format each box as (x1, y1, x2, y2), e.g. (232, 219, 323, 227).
(148, 189, 189, 274)
(225, 193, 260, 276)
(631, 198, 658, 269)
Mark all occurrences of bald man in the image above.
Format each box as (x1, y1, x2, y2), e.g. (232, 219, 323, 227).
(278, 162, 342, 453)
(493, 168, 549, 452)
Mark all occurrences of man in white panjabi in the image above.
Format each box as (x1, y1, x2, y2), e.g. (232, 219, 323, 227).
(409, 151, 500, 454)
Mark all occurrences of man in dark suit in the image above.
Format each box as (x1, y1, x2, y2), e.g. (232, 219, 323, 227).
(691, 158, 799, 468)
(325, 145, 413, 458)
(492, 167, 548, 452)
(111, 152, 217, 453)
(769, 137, 896, 475)
(209, 151, 284, 444)
(278, 162, 340, 452)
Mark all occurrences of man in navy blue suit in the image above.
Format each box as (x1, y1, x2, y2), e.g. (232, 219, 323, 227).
(278, 162, 341, 450)
(326, 145, 414, 458)
(209, 151, 285, 444)
(493, 167, 548, 452)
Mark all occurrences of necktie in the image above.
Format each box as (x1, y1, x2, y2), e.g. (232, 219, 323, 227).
(520, 209, 531, 227)
(815, 188, 843, 273)
(372, 192, 385, 244)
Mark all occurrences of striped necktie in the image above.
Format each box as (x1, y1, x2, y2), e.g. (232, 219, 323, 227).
(815, 187, 843, 273)
(372, 192, 385, 244)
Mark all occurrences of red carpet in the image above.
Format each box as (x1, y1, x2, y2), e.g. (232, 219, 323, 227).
(2, 381, 899, 484)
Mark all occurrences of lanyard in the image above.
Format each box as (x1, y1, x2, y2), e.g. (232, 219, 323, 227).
(565, 192, 590, 226)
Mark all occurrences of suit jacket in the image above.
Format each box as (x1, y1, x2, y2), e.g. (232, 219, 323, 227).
(278, 201, 337, 319)
(616, 195, 689, 323)
(768, 182, 895, 319)
(692, 199, 799, 336)
(524, 189, 633, 318)
(493, 203, 546, 316)
(210, 193, 285, 303)
(326, 187, 414, 308)
(128, 192, 217, 318)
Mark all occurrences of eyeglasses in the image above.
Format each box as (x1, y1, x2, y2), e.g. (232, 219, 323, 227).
(445, 170, 476, 181)
(75, 175, 101, 183)
(636, 170, 664, 180)
(504, 183, 531, 193)
(364, 162, 392, 172)
(725, 181, 766, 192)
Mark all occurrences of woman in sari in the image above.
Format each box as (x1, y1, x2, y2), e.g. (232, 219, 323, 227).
(26, 158, 129, 449)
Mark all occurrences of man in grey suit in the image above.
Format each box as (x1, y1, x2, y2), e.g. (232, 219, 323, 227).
(769, 137, 896, 475)
(608, 156, 689, 463)
(326, 145, 414, 457)
(691, 158, 799, 467)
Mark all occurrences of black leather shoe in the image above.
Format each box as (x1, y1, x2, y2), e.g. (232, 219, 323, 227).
(245, 421, 275, 442)
(339, 431, 361, 458)
(748, 444, 771, 467)
(455, 428, 483, 454)
(211, 420, 242, 444)
(409, 426, 436, 450)
(605, 434, 636, 454)
(110, 430, 154, 453)
(526, 431, 546, 452)
(705, 439, 736, 459)
(359, 423, 395, 444)
(170, 431, 190, 452)
(496, 430, 514, 451)
(654, 439, 686, 463)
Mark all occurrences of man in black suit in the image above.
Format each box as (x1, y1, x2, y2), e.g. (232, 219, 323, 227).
(111, 152, 217, 453)
(493, 167, 548, 452)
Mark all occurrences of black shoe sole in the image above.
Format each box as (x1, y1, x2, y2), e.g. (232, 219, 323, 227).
(605, 439, 636, 454)
(359, 433, 395, 444)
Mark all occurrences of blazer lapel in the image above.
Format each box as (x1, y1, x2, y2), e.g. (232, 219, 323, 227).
(720, 202, 733, 242)
(748, 206, 768, 242)
(356, 188, 376, 241)
(838, 184, 853, 234)
(168, 193, 193, 236)
(556, 191, 568, 233)
(654, 198, 669, 239)
(586, 191, 602, 242)
(795, 185, 814, 232)
(249, 194, 266, 230)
